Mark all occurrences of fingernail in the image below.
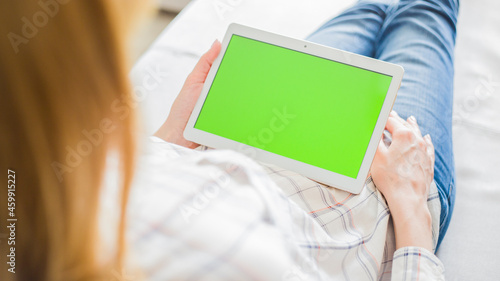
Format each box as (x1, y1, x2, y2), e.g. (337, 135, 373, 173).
(390, 110, 398, 116)
(409, 115, 417, 123)
(426, 134, 432, 141)
(212, 40, 220, 47)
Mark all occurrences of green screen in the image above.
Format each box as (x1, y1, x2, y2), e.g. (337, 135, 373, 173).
(195, 35, 392, 179)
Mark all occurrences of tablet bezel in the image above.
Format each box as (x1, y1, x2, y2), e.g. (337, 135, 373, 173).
(184, 23, 404, 194)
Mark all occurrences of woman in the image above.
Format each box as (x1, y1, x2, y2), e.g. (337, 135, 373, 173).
(1, 0, 457, 280)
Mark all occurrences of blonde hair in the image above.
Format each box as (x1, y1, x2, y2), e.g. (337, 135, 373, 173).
(0, 1, 144, 280)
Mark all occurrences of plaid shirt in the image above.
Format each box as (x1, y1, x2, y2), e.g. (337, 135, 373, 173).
(122, 137, 444, 280)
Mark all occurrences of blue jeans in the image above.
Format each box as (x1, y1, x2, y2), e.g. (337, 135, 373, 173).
(307, 0, 458, 251)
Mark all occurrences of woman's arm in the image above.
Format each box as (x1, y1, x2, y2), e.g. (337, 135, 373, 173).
(371, 112, 445, 280)
(371, 111, 435, 252)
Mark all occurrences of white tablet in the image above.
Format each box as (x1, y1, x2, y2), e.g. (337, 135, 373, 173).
(184, 23, 404, 194)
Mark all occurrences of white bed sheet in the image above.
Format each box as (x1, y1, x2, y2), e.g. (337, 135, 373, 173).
(130, 0, 500, 279)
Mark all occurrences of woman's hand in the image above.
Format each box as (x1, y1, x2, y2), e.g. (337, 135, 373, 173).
(154, 40, 222, 148)
(371, 111, 435, 252)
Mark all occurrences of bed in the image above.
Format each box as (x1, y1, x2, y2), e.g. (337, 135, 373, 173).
(130, 0, 500, 279)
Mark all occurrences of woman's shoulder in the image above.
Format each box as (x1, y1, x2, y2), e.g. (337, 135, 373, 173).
(124, 138, 308, 280)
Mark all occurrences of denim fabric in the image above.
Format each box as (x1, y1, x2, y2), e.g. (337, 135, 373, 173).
(306, 0, 459, 250)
